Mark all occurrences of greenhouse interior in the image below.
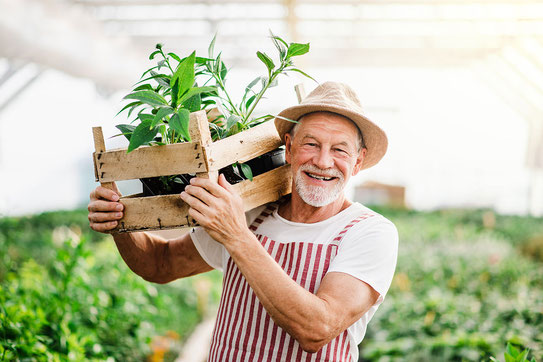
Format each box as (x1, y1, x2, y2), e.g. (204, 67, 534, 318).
(1, 0, 542, 361)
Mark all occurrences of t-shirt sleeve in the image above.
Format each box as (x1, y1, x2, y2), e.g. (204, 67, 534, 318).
(327, 216, 399, 305)
(189, 226, 226, 272)
(188, 205, 268, 272)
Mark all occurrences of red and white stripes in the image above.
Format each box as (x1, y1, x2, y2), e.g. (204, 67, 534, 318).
(208, 206, 374, 362)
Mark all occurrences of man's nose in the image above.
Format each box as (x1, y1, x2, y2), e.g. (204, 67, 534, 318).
(313, 148, 334, 169)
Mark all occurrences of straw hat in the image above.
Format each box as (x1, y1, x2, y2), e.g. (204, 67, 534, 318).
(274, 81, 388, 170)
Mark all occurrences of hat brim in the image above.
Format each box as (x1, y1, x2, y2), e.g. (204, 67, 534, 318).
(275, 103, 388, 170)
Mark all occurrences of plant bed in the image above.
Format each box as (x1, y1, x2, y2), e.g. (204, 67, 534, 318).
(92, 111, 292, 232)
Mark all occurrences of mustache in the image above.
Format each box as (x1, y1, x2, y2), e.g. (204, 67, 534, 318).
(299, 164, 343, 179)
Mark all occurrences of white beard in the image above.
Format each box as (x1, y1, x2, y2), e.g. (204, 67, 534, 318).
(294, 164, 345, 207)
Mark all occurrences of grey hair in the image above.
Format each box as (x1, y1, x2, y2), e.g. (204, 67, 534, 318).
(288, 112, 366, 152)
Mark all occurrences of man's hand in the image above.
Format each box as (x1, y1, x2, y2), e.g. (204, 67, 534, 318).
(88, 183, 124, 233)
(180, 174, 250, 246)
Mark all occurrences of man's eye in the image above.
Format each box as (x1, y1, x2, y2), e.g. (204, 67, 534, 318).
(335, 148, 347, 154)
(305, 143, 317, 147)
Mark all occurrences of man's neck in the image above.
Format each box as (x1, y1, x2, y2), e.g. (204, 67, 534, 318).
(278, 192, 352, 223)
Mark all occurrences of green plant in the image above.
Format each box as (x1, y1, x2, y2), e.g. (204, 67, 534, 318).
(114, 33, 314, 184)
(490, 343, 537, 362)
(115, 46, 216, 153)
(0, 212, 222, 360)
(201, 32, 314, 141)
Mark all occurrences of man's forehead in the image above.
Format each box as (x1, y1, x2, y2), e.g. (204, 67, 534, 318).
(297, 112, 359, 136)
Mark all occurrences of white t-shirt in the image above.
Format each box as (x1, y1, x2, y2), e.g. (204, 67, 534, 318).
(191, 202, 398, 361)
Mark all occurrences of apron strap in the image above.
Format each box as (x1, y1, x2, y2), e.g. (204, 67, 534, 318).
(331, 213, 375, 246)
(248, 202, 280, 232)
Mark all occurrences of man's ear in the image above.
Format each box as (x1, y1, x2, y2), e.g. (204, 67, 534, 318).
(352, 148, 367, 176)
(284, 133, 292, 164)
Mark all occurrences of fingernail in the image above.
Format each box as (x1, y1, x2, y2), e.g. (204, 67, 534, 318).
(116, 204, 123, 211)
(112, 194, 119, 201)
(116, 212, 122, 218)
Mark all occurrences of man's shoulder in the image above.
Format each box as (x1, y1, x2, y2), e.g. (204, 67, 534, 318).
(346, 202, 398, 236)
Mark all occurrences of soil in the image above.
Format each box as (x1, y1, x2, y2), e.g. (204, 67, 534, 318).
(140, 147, 286, 196)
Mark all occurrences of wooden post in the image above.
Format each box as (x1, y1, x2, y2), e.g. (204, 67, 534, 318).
(189, 110, 219, 181)
(295, 83, 306, 103)
(92, 126, 115, 191)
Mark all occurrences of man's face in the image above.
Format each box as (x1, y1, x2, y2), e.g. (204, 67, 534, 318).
(284, 112, 366, 207)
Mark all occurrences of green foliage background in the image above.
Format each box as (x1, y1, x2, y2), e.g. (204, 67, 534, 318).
(360, 208, 543, 361)
(0, 207, 542, 360)
(0, 211, 221, 361)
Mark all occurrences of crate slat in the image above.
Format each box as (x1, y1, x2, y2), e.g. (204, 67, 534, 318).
(114, 164, 292, 232)
(206, 120, 283, 171)
(95, 142, 205, 182)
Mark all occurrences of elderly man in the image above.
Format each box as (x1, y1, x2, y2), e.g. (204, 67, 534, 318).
(88, 81, 398, 361)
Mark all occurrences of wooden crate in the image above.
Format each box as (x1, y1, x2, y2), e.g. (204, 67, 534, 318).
(93, 110, 292, 232)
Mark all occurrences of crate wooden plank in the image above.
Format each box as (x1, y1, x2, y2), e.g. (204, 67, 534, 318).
(115, 193, 196, 232)
(92, 127, 115, 191)
(206, 120, 283, 171)
(232, 164, 292, 211)
(95, 141, 206, 182)
(190, 110, 219, 182)
(113, 164, 292, 232)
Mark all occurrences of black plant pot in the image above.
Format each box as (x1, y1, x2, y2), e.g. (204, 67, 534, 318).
(246, 147, 286, 178)
(139, 148, 286, 196)
(140, 174, 194, 197)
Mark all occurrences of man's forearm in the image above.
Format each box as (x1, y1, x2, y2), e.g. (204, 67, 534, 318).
(112, 231, 167, 281)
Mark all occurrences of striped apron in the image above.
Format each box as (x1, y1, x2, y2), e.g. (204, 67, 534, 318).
(208, 203, 374, 362)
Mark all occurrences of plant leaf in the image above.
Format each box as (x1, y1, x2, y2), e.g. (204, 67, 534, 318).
(226, 114, 241, 131)
(151, 107, 174, 128)
(168, 52, 181, 63)
(140, 65, 160, 79)
(220, 61, 228, 80)
(133, 84, 154, 92)
(127, 120, 158, 152)
(138, 113, 154, 123)
(115, 101, 141, 117)
(286, 42, 310, 58)
(171, 51, 196, 101)
(124, 91, 167, 107)
(507, 343, 520, 357)
(171, 78, 179, 108)
(150, 71, 170, 88)
(208, 33, 217, 58)
(149, 50, 161, 60)
(239, 163, 253, 181)
(178, 86, 217, 105)
(196, 56, 214, 63)
(245, 76, 262, 95)
(183, 94, 201, 112)
(257, 51, 275, 72)
(269, 31, 287, 60)
(245, 94, 257, 110)
(115, 124, 136, 141)
(286, 67, 318, 83)
(170, 109, 191, 142)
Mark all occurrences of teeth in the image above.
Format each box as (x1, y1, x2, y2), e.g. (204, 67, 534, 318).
(307, 173, 334, 181)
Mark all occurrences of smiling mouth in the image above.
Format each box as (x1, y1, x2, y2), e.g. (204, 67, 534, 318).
(305, 172, 337, 181)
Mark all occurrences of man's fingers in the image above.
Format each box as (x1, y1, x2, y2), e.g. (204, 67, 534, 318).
(183, 185, 217, 206)
(89, 220, 118, 233)
(88, 211, 123, 223)
(91, 185, 121, 202)
(180, 190, 213, 215)
(88, 200, 124, 213)
(189, 177, 230, 198)
(218, 173, 235, 192)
